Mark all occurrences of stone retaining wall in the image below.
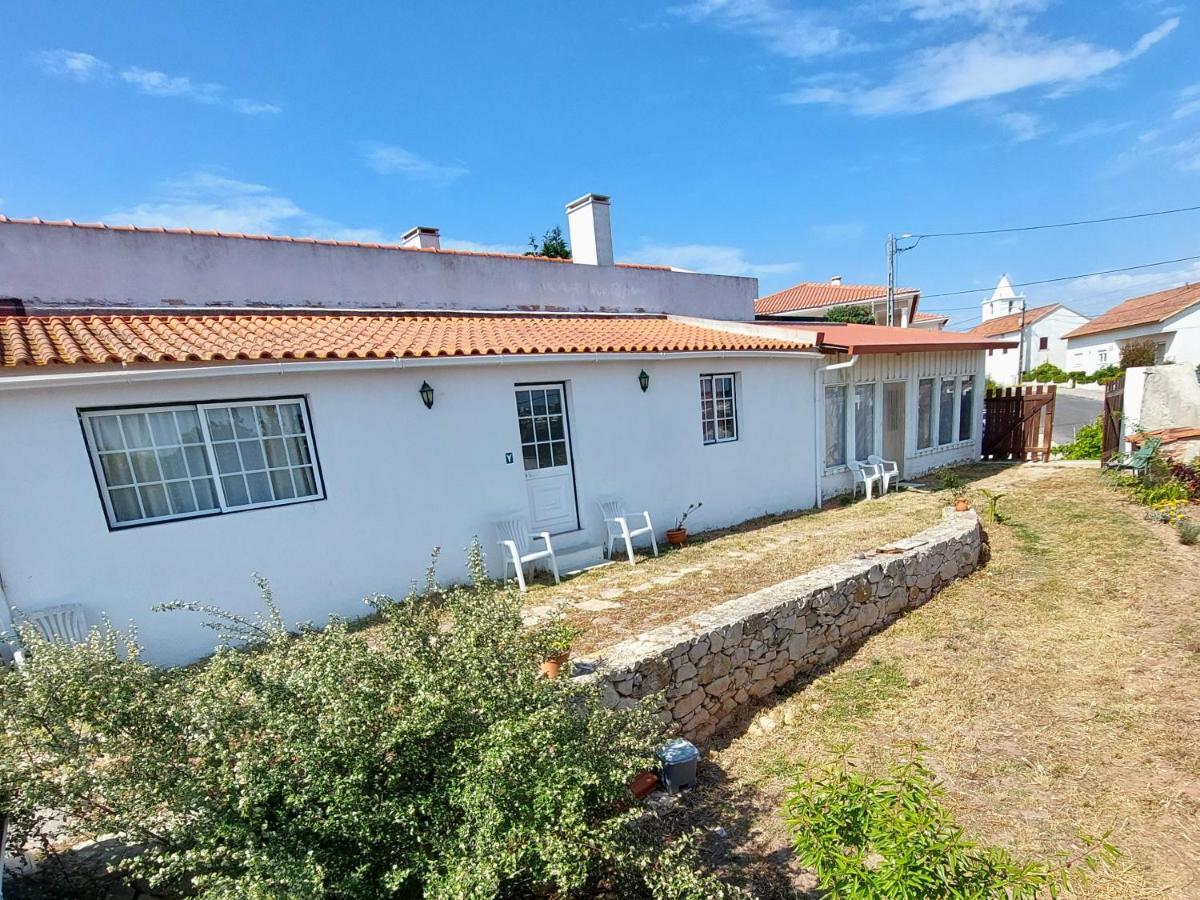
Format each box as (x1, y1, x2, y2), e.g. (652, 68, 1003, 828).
(596, 508, 985, 744)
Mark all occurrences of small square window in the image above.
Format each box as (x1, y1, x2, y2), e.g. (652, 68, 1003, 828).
(1038, 336, 1049, 350)
(700, 374, 738, 444)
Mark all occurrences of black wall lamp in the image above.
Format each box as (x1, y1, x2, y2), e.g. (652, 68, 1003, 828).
(419, 380, 435, 409)
(638, 369, 650, 392)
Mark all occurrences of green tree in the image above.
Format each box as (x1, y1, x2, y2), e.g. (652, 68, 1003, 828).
(1119, 339, 1159, 369)
(826, 305, 876, 325)
(527, 225, 572, 259)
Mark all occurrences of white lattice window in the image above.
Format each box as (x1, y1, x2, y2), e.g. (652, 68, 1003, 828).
(700, 374, 738, 444)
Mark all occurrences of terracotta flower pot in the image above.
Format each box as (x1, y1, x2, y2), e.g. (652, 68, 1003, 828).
(628, 769, 660, 800)
(539, 650, 570, 679)
(666, 528, 687, 547)
(954, 498, 970, 512)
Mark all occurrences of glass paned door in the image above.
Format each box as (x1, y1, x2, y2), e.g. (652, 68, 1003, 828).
(514, 384, 578, 534)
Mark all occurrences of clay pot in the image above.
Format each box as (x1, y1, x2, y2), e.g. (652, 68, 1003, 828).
(954, 498, 970, 512)
(666, 528, 687, 547)
(628, 769, 659, 800)
(539, 650, 570, 679)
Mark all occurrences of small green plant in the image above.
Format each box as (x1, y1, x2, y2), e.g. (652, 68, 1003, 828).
(1024, 362, 1070, 384)
(674, 501, 703, 530)
(1178, 520, 1200, 546)
(530, 617, 583, 658)
(784, 753, 1118, 899)
(937, 467, 965, 493)
(1052, 416, 1102, 459)
(978, 488, 1006, 523)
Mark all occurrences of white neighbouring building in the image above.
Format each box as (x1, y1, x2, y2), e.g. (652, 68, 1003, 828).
(965, 275, 1089, 385)
(0, 200, 1010, 665)
(1065, 282, 1200, 374)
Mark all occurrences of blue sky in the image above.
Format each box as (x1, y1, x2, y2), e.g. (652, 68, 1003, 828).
(2, 0, 1198, 328)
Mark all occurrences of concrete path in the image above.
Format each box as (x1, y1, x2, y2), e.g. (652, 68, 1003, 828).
(1052, 387, 1103, 444)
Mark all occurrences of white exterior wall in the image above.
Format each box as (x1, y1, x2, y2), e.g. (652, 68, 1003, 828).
(0, 355, 818, 665)
(0, 222, 757, 320)
(819, 351, 985, 500)
(1066, 305, 1200, 374)
(983, 308, 1088, 385)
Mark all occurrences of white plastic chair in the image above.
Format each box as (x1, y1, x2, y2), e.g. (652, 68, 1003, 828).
(598, 499, 658, 564)
(495, 517, 560, 592)
(849, 460, 883, 500)
(10, 603, 88, 668)
(868, 454, 900, 494)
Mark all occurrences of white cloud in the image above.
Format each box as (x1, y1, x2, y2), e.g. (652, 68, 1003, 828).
(1172, 83, 1200, 120)
(1056, 120, 1132, 144)
(998, 110, 1045, 141)
(360, 143, 469, 184)
(441, 238, 528, 255)
(626, 241, 800, 277)
(35, 49, 279, 115)
(1053, 259, 1200, 314)
(900, 0, 1049, 23)
(783, 19, 1178, 115)
(810, 222, 866, 241)
(669, 0, 856, 59)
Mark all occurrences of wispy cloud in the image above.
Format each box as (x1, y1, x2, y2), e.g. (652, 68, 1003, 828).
(359, 142, 469, 184)
(810, 221, 866, 241)
(899, 0, 1049, 24)
(998, 110, 1046, 141)
(1053, 259, 1200, 313)
(783, 19, 1178, 115)
(1056, 120, 1133, 145)
(1172, 83, 1200, 120)
(440, 238, 528, 255)
(669, 0, 857, 59)
(35, 49, 280, 115)
(626, 241, 800, 277)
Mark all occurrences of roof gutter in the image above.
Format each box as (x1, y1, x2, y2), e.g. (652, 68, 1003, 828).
(0, 349, 825, 391)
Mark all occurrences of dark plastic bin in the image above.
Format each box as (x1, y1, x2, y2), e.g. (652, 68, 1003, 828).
(656, 738, 699, 793)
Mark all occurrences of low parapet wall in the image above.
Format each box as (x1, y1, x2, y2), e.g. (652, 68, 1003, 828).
(596, 508, 985, 744)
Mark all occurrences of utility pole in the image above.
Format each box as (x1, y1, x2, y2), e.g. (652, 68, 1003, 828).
(886, 233, 896, 327)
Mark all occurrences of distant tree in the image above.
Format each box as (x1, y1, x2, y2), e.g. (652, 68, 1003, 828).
(526, 225, 571, 259)
(1119, 339, 1159, 369)
(825, 304, 876, 325)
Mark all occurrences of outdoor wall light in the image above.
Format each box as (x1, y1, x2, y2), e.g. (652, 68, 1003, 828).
(419, 380, 435, 409)
(638, 369, 650, 392)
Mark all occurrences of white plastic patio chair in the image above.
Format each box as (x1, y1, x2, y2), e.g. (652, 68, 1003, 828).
(495, 517, 560, 592)
(598, 499, 658, 565)
(10, 602, 88, 668)
(867, 454, 900, 494)
(849, 460, 883, 500)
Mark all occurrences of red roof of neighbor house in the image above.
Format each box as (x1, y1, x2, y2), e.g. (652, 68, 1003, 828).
(0, 215, 670, 270)
(911, 311, 949, 323)
(0, 312, 814, 367)
(964, 304, 1061, 338)
(1064, 283, 1200, 339)
(755, 281, 919, 316)
(764, 321, 1016, 354)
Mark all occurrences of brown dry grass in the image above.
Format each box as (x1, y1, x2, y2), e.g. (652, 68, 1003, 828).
(660, 466, 1200, 898)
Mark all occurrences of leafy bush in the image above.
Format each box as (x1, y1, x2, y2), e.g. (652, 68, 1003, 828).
(0, 545, 739, 899)
(1092, 365, 1122, 384)
(1134, 479, 1190, 506)
(936, 467, 965, 493)
(826, 304, 876, 325)
(1178, 520, 1200, 546)
(784, 755, 1116, 899)
(1067, 369, 1089, 383)
(1119, 339, 1159, 369)
(1053, 417, 1103, 459)
(1025, 362, 1069, 384)
(1169, 461, 1200, 499)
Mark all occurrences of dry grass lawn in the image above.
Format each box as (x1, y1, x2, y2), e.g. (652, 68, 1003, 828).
(657, 466, 1200, 898)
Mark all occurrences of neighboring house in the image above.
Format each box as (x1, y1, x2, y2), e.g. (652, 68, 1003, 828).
(965, 275, 1088, 385)
(0, 199, 1011, 665)
(1065, 282, 1200, 374)
(755, 277, 922, 327)
(910, 311, 949, 331)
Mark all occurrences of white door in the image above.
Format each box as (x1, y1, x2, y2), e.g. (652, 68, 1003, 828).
(515, 384, 579, 534)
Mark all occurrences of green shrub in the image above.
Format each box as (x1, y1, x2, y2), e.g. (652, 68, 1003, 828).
(936, 467, 965, 493)
(1178, 520, 1200, 546)
(1093, 365, 1122, 384)
(0, 545, 738, 899)
(1025, 362, 1069, 384)
(1134, 480, 1190, 506)
(1067, 370, 1089, 384)
(784, 755, 1116, 899)
(1119, 339, 1159, 369)
(1053, 417, 1103, 459)
(826, 304, 876, 325)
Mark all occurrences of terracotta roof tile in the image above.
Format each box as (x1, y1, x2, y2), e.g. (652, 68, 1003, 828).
(0, 312, 813, 367)
(911, 311, 949, 322)
(1064, 283, 1200, 339)
(964, 304, 1060, 338)
(755, 281, 918, 315)
(762, 321, 1016, 354)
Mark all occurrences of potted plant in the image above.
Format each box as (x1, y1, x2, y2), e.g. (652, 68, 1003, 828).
(666, 502, 702, 547)
(954, 496, 970, 512)
(533, 620, 582, 678)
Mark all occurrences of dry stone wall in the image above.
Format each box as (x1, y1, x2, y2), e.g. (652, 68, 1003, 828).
(595, 508, 985, 745)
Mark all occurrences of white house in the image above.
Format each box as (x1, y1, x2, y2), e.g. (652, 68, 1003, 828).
(754, 278, 925, 328)
(965, 275, 1089, 385)
(0, 199, 1009, 665)
(1065, 282, 1200, 374)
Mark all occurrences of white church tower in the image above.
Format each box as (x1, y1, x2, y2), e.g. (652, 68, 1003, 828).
(981, 274, 1025, 321)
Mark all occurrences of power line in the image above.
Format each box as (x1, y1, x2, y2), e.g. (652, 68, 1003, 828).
(910, 203, 1200, 239)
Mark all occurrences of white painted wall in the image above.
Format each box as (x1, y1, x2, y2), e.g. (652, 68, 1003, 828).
(819, 350, 985, 499)
(983, 308, 1088, 385)
(0, 354, 818, 665)
(0, 222, 757, 320)
(1066, 305, 1200, 374)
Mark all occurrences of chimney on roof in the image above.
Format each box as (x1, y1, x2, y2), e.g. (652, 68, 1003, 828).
(565, 193, 613, 266)
(401, 226, 441, 251)
(830, 275, 842, 286)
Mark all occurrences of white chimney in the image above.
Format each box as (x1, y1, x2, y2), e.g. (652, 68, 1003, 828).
(830, 275, 843, 286)
(401, 226, 441, 250)
(565, 193, 613, 266)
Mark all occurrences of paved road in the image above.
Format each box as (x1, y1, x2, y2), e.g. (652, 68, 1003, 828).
(1052, 387, 1103, 444)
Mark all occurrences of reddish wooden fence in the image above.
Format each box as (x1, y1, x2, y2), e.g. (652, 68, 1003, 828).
(982, 385, 1056, 461)
(1100, 375, 1125, 464)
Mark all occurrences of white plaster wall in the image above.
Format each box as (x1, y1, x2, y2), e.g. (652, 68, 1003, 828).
(1066, 306, 1200, 373)
(0, 222, 757, 320)
(1122, 363, 1200, 434)
(819, 351, 985, 499)
(984, 335, 1021, 385)
(983, 309, 1088, 385)
(0, 355, 818, 665)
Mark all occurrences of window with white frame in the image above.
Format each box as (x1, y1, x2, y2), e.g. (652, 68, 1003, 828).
(700, 374, 738, 444)
(958, 376, 975, 441)
(917, 378, 935, 449)
(1098, 350, 1108, 363)
(938, 378, 957, 445)
(82, 398, 323, 528)
(824, 384, 847, 468)
(853, 382, 876, 460)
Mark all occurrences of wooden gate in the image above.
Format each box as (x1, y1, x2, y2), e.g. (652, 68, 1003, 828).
(982, 385, 1056, 461)
(1100, 375, 1125, 464)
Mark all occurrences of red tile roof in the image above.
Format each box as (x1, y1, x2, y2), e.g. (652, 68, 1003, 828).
(964, 304, 1060, 338)
(755, 281, 919, 316)
(0, 312, 814, 367)
(0, 215, 669, 270)
(765, 322, 1016, 354)
(1064, 283, 1200, 339)
(911, 311, 949, 323)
